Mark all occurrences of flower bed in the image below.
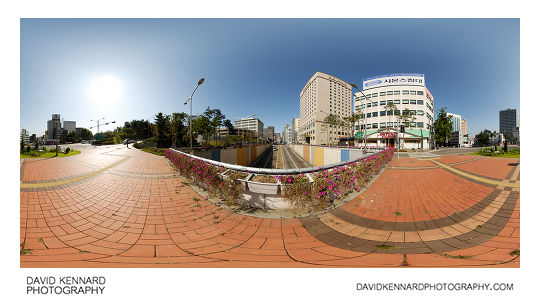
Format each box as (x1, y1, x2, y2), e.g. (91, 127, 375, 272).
(165, 147, 394, 212)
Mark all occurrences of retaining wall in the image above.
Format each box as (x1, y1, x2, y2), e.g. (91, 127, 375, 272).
(192, 144, 271, 167)
(291, 144, 384, 167)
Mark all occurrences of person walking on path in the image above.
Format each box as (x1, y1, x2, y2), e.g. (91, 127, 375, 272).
(125, 139, 130, 149)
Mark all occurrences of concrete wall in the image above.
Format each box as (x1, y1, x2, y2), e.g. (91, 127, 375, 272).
(291, 144, 383, 167)
(192, 144, 271, 167)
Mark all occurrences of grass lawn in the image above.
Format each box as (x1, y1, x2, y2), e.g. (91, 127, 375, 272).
(20, 149, 81, 158)
(467, 152, 520, 158)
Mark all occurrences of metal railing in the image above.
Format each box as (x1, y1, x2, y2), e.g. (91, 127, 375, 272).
(167, 147, 386, 175)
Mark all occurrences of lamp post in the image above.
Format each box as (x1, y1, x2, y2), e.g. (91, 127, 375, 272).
(89, 118, 116, 143)
(350, 83, 368, 153)
(184, 78, 205, 152)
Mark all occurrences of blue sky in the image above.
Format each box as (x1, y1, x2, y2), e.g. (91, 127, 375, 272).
(20, 18, 519, 137)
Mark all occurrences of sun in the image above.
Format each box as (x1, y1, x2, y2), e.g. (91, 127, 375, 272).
(88, 75, 123, 103)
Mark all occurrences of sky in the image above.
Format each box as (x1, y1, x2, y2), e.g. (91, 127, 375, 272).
(20, 18, 519, 137)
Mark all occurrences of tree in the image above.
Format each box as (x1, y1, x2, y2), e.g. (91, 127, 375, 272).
(343, 113, 362, 144)
(322, 113, 343, 145)
(223, 119, 234, 133)
(203, 107, 225, 145)
(79, 128, 93, 140)
(397, 108, 417, 128)
(155, 112, 171, 148)
(433, 107, 452, 147)
(66, 131, 80, 143)
(474, 129, 491, 147)
(192, 115, 213, 145)
(171, 112, 188, 147)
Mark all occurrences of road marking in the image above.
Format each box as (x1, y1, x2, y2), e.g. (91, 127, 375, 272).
(20, 156, 129, 189)
(429, 159, 520, 188)
(284, 145, 298, 169)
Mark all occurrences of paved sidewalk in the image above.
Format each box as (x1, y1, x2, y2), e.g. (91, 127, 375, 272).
(20, 146, 519, 267)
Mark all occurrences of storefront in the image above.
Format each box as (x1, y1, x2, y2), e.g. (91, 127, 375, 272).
(356, 128, 431, 150)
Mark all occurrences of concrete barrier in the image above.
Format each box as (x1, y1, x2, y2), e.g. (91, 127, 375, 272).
(192, 144, 271, 167)
(291, 144, 383, 166)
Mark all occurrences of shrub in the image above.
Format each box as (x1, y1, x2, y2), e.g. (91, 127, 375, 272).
(26, 146, 31, 153)
(65, 147, 70, 154)
(221, 171, 247, 206)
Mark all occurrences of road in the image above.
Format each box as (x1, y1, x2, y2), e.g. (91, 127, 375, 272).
(275, 144, 311, 169)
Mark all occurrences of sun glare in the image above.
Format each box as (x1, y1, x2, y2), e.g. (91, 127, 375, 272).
(88, 75, 123, 103)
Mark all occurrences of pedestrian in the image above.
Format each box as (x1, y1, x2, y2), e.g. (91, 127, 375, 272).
(126, 139, 130, 149)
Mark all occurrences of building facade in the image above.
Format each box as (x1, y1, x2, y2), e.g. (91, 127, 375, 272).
(283, 124, 290, 143)
(47, 114, 62, 140)
(353, 74, 434, 150)
(499, 108, 519, 140)
(234, 117, 264, 138)
(291, 118, 299, 143)
(447, 113, 462, 133)
(20, 129, 29, 145)
(263, 126, 275, 141)
(63, 121, 76, 133)
(299, 71, 352, 145)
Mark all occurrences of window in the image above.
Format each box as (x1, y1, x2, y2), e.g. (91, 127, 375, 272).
(387, 110, 393, 116)
(367, 113, 371, 118)
(380, 92, 386, 96)
(372, 112, 378, 117)
(367, 103, 372, 108)
(387, 100, 393, 105)
(417, 100, 424, 105)
(380, 122, 386, 128)
(410, 91, 417, 95)
(380, 111, 386, 116)
(394, 99, 400, 104)
(417, 122, 424, 128)
(372, 101, 378, 107)
(366, 94, 371, 99)
(417, 91, 424, 95)
(372, 123, 378, 128)
(360, 96, 366, 100)
(410, 122, 417, 127)
(394, 110, 400, 115)
(380, 100, 386, 106)
(394, 90, 400, 95)
(410, 99, 416, 104)
(402, 99, 409, 104)
(366, 124, 372, 129)
(386, 91, 393, 95)
(372, 93, 378, 97)
(417, 110, 424, 115)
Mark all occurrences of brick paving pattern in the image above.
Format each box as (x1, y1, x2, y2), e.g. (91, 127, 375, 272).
(20, 146, 519, 267)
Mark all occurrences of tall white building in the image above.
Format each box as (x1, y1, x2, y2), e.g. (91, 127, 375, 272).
(47, 114, 62, 140)
(353, 74, 434, 150)
(234, 117, 264, 138)
(291, 117, 299, 143)
(63, 121, 76, 133)
(299, 71, 352, 145)
(20, 129, 29, 144)
(283, 124, 290, 143)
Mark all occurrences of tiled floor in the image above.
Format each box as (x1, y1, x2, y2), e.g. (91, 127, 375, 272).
(20, 146, 519, 267)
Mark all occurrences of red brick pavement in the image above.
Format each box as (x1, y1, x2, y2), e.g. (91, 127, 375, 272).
(20, 146, 519, 267)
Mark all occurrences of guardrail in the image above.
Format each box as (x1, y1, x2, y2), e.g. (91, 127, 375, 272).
(165, 147, 394, 210)
(167, 148, 380, 175)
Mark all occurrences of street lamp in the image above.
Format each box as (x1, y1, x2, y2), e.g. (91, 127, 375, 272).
(89, 118, 116, 144)
(350, 83, 368, 153)
(184, 77, 205, 151)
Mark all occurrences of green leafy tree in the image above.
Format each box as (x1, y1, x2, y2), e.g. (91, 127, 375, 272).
(397, 108, 417, 128)
(79, 128, 93, 140)
(192, 115, 213, 145)
(322, 113, 343, 145)
(474, 130, 491, 147)
(343, 112, 362, 143)
(171, 112, 188, 147)
(155, 112, 171, 148)
(434, 107, 453, 146)
(203, 107, 225, 145)
(66, 131, 80, 143)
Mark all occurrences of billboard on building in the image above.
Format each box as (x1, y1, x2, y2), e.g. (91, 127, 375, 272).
(363, 74, 425, 89)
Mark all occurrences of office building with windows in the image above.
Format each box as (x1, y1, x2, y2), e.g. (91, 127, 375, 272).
(234, 117, 264, 138)
(47, 114, 62, 140)
(353, 74, 434, 150)
(299, 71, 352, 145)
(263, 126, 275, 141)
(499, 108, 519, 139)
(20, 129, 29, 145)
(63, 121, 76, 133)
